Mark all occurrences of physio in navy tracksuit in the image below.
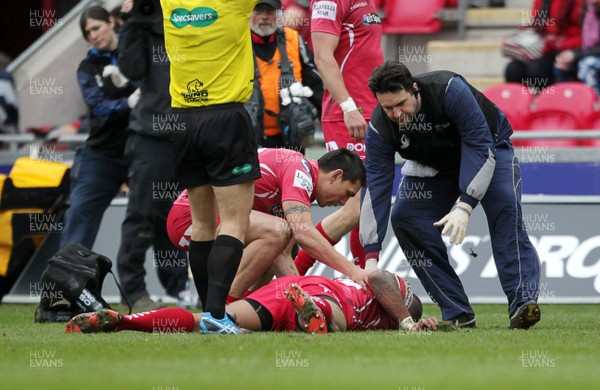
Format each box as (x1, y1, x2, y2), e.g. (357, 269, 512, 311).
(360, 61, 541, 329)
(61, 6, 138, 250)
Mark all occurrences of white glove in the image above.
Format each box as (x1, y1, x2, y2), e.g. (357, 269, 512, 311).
(281, 94, 303, 105)
(281, 82, 313, 106)
(127, 88, 141, 109)
(289, 82, 312, 97)
(433, 202, 472, 245)
(102, 65, 129, 88)
(280, 88, 291, 106)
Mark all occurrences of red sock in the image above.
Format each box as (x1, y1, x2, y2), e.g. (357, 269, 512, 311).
(293, 250, 313, 276)
(350, 227, 365, 268)
(226, 290, 252, 305)
(118, 308, 195, 333)
(311, 296, 333, 324)
(294, 222, 338, 275)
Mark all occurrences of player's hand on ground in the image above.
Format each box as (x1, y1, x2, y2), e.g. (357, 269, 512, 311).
(349, 267, 370, 291)
(344, 110, 367, 141)
(433, 202, 472, 245)
(412, 316, 439, 332)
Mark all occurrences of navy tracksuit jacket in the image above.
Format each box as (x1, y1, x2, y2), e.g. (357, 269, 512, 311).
(360, 71, 541, 319)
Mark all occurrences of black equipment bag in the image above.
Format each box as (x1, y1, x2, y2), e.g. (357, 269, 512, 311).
(34, 243, 130, 322)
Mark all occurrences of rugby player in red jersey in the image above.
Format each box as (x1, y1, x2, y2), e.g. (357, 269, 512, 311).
(66, 269, 439, 334)
(167, 148, 371, 306)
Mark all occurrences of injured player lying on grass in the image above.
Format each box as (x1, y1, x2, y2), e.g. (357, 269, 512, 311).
(66, 270, 440, 334)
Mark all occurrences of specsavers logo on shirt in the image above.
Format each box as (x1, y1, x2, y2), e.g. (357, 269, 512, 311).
(170, 7, 218, 28)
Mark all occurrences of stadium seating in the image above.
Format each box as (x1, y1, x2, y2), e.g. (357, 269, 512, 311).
(527, 83, 597, 147)
(483, 83, 534, 146)
(382, 0, 446, 34)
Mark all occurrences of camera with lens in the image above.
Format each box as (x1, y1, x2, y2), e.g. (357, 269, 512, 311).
(280, 97, 317, 149)
(131, 0, 162, 24)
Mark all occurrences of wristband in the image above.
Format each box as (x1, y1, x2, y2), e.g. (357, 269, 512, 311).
(339, 97, 358, 114)
(365, 258, 378, 270)
(452, 201, 472, 216)
(400, 316, 416, 332)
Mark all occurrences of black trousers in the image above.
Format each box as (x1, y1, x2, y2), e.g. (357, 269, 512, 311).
(505, 54, 556, 91)
(117, 133, 188, 303)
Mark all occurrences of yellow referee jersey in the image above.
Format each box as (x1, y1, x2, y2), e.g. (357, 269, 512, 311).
(161, 0, 258, 108)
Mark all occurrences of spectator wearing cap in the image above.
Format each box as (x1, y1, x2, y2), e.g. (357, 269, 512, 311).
(249, 0, 323, 150)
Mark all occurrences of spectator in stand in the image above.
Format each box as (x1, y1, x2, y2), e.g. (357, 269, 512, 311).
(505, 0, 583, 91)
(554, 0, 600, 95)
(60, 6, 139, 250)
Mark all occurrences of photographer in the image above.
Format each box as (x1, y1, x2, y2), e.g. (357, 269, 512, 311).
(115, 0, 188, 312)
(248, 0, 323, 152)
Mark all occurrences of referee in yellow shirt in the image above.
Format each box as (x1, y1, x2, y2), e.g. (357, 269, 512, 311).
(162, 0, 261, 334)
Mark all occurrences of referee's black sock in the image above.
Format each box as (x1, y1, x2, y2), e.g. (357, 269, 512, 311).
(188, 240, 214, 310)
(204, 235, 244, 319)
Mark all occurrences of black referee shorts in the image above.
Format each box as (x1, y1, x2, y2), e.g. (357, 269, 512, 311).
(171, 103, 261, 188)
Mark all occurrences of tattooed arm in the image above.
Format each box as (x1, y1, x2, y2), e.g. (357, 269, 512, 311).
(369, 270, 413, 324)
(282, 200, 369, 290)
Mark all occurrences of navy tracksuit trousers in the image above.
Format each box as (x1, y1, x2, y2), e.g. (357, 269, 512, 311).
(391, 142, 541, 320)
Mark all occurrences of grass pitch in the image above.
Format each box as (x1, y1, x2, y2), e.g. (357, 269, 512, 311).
(1, 303, 598, 390)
